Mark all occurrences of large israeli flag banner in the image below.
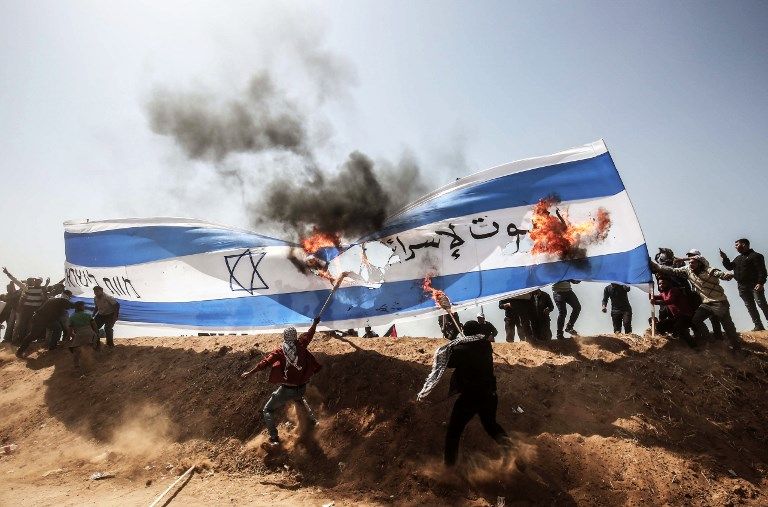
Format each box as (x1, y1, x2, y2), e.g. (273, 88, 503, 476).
(64, 140, 651, 330)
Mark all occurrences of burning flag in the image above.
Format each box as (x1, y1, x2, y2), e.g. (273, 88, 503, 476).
(63, 140, 651, 331)
(529, 197, 611, 259)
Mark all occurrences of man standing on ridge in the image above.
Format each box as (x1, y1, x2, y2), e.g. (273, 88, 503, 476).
(241, 317, 323, 446)
(531, 288, 554, 340)
(553, 279, 581, 339)
(93, 286, 119, 348)
(720, 238, 768, 331)
(602, 283, 633, 334)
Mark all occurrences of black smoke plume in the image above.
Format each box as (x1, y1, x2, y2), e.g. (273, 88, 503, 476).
(145, 32, 440, 240)
(260, 151, 430, 239)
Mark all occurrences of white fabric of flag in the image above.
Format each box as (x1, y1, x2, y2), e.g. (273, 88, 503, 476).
(63, 140, 651, 330)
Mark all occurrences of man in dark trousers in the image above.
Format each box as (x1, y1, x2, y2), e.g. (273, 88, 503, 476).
(362, 326, 379, 338)
(16, 290, 74, 357)
(602, 283, 633, 334)
(476, 313, 498, 341)
(93, 286, 120, 348)
(241, 318, 323, 446)
(0, 283, 20, 342)
(552, 280, 581, 339)
(720, 238, 768, 331)
(416, 320, 510, 466)
(531, 289, 554, 340)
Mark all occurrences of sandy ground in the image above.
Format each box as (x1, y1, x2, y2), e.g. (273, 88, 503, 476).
(0, 330, 767, 506)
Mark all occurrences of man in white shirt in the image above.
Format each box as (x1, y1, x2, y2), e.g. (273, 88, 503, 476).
(93, 286, 120, 348)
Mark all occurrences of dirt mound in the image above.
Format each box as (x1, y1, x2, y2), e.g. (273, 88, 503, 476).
(1, 332, 767, 505)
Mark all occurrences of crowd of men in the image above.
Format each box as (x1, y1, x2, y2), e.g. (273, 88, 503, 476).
(0, 267, 120, 365)
(431, 237, 767, 353)
(2, 237, 765, 361)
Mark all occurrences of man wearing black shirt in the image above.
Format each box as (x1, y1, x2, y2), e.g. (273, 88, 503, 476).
(531, 289, 554, 340)
(16, 291, 74, 357)
(442, 320, 510, 466)
(476, 314, 498, 341)
(602, 283, 632, 333)
(720, 238, 768, 331)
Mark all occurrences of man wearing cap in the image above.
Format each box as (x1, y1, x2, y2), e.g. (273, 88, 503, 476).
(241, 318, 322, 446)
(719, 238, 768, 331)
(477, 313, 498, 341)
(685, 249, 723, 339)
(650, 255, 742, 353)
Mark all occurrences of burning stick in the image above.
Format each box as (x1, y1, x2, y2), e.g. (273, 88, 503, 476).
(423, 274, 463, 336)
(316, 272, 349, 320)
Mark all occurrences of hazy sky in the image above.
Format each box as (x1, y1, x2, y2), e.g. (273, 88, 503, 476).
(1, 1, 767, 338)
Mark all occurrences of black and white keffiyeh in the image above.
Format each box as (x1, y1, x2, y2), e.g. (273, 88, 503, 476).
(282, 327, 303, 378)
(416, 333, 486, 401)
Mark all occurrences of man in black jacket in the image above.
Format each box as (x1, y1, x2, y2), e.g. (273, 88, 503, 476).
(602, 283, 633, 333)
(442, 320, 510, 466)
(720, 238, 768, 331)
(531, 289, 554, 340)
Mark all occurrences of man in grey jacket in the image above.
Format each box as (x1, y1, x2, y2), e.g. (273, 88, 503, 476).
(651, 256, 742, 352)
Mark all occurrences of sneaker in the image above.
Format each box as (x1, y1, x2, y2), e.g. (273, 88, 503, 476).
(556, 332, 565, 340)
(564, 327, 579, 336)
(751, 327, 765, 332)
(268, 437, 280, 446)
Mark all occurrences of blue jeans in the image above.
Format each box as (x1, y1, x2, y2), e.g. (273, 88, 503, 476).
(262, 384, 317, 440)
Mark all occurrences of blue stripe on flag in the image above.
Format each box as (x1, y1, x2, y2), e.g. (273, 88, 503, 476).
(368, 151, 624, 240)
(65, 226, 291, 267)
(82, 244, 650, 327)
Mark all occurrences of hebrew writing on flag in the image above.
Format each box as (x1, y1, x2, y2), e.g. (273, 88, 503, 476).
(63, 140, 652, 330)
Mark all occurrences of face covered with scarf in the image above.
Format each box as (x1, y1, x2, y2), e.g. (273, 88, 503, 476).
(282, 327, 303, 377)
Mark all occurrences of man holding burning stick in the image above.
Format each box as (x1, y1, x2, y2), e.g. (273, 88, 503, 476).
(240, 274, 347, 446)
(418, 319, 511, 466)
(241, 318, 322, 446)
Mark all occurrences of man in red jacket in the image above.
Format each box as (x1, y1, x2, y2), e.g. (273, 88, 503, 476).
(650, 277, 696, 347)
(241, 318, 322, 446)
